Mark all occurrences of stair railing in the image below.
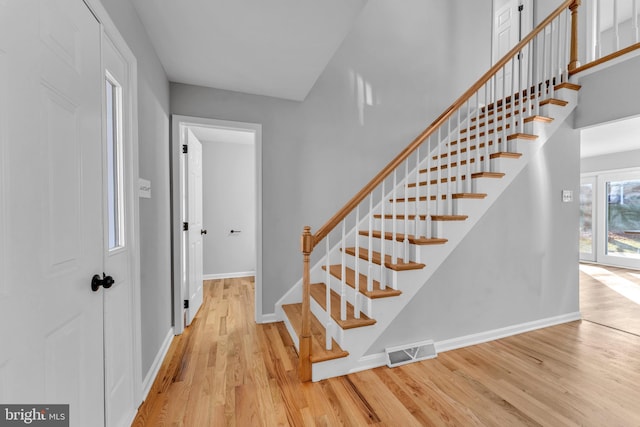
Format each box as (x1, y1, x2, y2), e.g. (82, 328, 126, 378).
(298, 0, 580, 382)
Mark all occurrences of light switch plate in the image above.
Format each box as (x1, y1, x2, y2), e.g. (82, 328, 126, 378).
(562, 190, 573, 202)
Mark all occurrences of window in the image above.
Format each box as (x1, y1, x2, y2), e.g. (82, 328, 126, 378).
(105, 74, 124, 250)
(582, 170, 640, 268)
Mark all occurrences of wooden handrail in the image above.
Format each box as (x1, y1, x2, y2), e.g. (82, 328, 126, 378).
(312, 0, 577, 248)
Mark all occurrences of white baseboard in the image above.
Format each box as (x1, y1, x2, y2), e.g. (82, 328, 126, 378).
(141, 328, 174, 400)
(203, 271, 255, 280)
(355, 312, 582, 372)
(435, 311, 582, 353)
(256, 312, 278, 324)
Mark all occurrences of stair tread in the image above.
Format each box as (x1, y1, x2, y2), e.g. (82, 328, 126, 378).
(506, 132, 538, 141)
(322, 265, 402, 299)
(282, 303, 349, 363)
(431, 215, 468, 221)
(523, 115, 554, 123)
(343, 247, 425, 271)
(471, 171, 505, 179)
(539, 98, 569, 107)
(391, 193, 487, 202)
(489, 151, 523, 159)
(359, 230, 448, 245)
(374, 214, 468, 221)
(420, 158, 478, 173)
(310, 283, 377, 329)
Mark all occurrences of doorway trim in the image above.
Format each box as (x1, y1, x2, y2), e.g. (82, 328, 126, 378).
(79, 0, 143, 416)
(171, 115, 263, 334)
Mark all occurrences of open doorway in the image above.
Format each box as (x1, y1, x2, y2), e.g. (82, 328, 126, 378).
(171, 115, 263, 335)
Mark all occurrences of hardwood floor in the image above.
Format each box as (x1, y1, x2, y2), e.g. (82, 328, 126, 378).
(133, 274, 640, 426)
(580, 263, 640, 337)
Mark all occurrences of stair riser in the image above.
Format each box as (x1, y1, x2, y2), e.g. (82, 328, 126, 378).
(357, 235, 417, 262)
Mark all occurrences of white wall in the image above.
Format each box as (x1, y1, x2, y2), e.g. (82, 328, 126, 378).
(574, 55, 640, 128)
(201, 139, 256, 276)
(582, 148, 640, 173)
(171, 0, 494, 314)
(368, 117, 581, 353)
(98, 0, 172, 379)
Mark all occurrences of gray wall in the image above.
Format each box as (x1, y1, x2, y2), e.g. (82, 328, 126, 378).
(369, 116, 581, 353)
(582, 148, 640, 173)
(171, 0, 493, 314)
(99, 0, 172, 379)
(202, 140, 256, 275)
(574, 55, 640, 128)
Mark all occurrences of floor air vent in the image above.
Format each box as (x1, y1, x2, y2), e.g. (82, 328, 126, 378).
(385, 340, 437, 368)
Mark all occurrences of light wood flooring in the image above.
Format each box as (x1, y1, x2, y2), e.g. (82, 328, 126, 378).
(133, 272, 640, 426)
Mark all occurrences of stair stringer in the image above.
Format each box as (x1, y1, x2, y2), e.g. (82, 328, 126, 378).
(277, 87, 578, 382)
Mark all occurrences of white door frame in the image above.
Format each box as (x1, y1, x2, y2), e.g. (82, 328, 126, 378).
(171, 115, 263, 334)
(83, 0, 143, 414)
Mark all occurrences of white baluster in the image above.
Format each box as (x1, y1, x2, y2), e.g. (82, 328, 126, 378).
(354, 206, 360, 319)
(325, 236, 330, 333)
(436, 128, 442, 216)
(325, 322, 332, 351)
(456, 109, 461, 196)
(426, 137, 432, 239)
(518, 50, 524, 137)
(528, 41, 534, 119)
(379, 180, 386, 291)
(414, 147, 421, 238)
(511, 57, 516, 138)
(403, 159, 410, 260)
(491, 75, 498, 158)
(484, 83, 490, 172)
(596, 0, 602, 59)
(447, 119, 453, 214)
(392, 169, 397, 264)
(541, 29, 547, 103)
(502, 64, 507, 146)
(634, 0, 639, 43)
(340, 220, 346, 321)
(465, 98, 472, 193)
(614, 0, 620, 51)
(367, 193, 373, 292)
(550, 19, 556, 99)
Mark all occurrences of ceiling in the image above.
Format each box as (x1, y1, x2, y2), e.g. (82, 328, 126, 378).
(581, 115, 640, 158)
(131, 0, 368, 101)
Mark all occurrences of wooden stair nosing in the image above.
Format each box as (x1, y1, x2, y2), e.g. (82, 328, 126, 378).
(358, 230, 448, 245)
(310, 283, 377, 330)
(321, 265, 402, 299)
(506, 133, 538, 141)
(471, 171, 505, 179)
(373, 213, 467, 222)
(282, 303, 349, 363)
(342, 247, 425, 271)
(539, 98, 569, 107)
(523, 115, 553, 124)
(489, 151, 523, 159)
(391, 193, 487, 203)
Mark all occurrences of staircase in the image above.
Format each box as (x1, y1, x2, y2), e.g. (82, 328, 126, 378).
(276, 0, 584, 382)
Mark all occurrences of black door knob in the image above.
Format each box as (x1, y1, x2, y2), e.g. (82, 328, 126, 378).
(91, 273, 115, 292)
(201, 229, 207, 235)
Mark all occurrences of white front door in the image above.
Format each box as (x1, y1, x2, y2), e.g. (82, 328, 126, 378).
(0, 0, 105, 425)
(185, 130, 204, 325)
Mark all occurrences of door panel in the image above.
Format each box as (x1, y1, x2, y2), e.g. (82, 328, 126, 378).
(0, 1, 105, 426)
(103, 34, 136, 427)
(187, 129, 204, 324)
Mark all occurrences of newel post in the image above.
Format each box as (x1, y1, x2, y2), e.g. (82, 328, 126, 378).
(568, 0, 582, 71)
(299, 226, 313, 382)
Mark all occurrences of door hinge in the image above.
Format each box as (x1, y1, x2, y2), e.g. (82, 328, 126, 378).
(518, 4, 524, 12)
(184, 299, 189, 309)
(183, 222, 189, 231)
(182, 144, 188, 154)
